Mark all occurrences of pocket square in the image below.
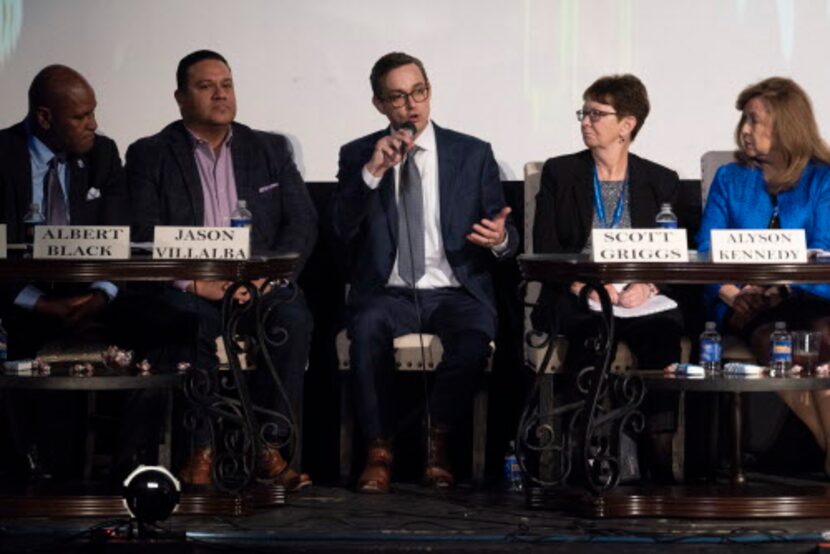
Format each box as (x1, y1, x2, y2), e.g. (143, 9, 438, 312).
(258, 182, 280, 193)
(86, 187, 101, 201)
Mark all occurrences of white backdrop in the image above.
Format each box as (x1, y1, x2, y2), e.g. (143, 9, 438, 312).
(1, 0, 830, 180)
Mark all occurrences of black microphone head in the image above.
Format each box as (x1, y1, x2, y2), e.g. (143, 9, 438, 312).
(400, 121, 417, 135)
(398, 122, 417, 155)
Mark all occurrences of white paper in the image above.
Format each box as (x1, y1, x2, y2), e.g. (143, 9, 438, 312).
(588, 290, 678, 319)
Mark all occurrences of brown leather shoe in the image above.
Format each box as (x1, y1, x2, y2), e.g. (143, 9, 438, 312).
(423, 425, 454, 489)
(179, 447, 213, 486)
(259, 445, 312, 492)
(357, 439, 393, 494)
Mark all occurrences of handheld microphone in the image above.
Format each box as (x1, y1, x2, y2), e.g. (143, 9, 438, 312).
(399, 121, 417, 155)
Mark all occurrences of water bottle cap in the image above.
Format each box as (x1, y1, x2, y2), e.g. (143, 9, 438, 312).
(237, 200, 247, 209)
(704, 321, 716, 331)
(660, 203, 672, 210)
(774, 321, 786, 330)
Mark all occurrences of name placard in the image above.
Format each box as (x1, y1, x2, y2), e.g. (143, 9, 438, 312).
(710, 229, 807, 263)
(590, 228, 689, 263)
(33, 226, 129, 259)
(153, 227, 250, 260)
(0, 224, 6, 259)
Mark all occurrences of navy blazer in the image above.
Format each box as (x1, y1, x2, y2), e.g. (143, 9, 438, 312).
(0, 121, 128, 242)
(125, 121, 317, 278)
(333, 123, 518, 315)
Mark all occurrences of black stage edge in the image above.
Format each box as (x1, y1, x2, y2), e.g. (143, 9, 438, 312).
(3, 485, 830, 553)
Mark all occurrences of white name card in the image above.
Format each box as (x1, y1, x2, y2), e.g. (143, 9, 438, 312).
(33, 226, 129, 259)
(710, 229, 807, 263)
(152, 227, 250, 260)
(0, 224, 6, 259)
(590, 228, 689, 263)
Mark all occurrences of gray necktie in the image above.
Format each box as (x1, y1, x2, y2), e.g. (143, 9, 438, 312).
(45, 157, 68, 225)
(398, 146, 425, 286)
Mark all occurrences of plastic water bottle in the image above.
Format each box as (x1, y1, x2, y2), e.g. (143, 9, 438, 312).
(503, 441, 523, 492)
(23, 203, 45, 244)
(0, 319, 7, 362)
(770, 321, 793, 372)
(655, 203, 678, 229)
(699, 321, 722, 372)
(230, 199, 252, 229)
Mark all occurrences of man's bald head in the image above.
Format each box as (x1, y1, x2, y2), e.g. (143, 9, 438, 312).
(27, 65, 98, 155)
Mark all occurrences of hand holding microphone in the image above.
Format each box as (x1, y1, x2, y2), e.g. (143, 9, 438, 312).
(365, 121, 417, 177)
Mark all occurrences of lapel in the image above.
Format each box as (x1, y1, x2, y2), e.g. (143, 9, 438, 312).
(378, 166, 398, 245)
(167, 122, 204, 225)
(571, 150, 595, 244)
(626, 154, 651, 227)
(66, 154, 89, 223)
(435, 124, 458, 239)
(230, 123, 250, 202)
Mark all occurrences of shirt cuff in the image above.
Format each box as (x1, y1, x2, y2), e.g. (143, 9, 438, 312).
(490, 233, 510, 257)
(90, 281, 118, 300)
(362, 166, 382, 189)
(14, 285, 45, 310)
(172, 280, 193, 292)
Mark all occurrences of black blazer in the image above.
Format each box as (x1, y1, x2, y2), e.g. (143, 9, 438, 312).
(333, 123, 518, 315)
(0, 121, 127, 306)
(0, 121, 128, 243)
(125, 121, 317, 278)
(531, 149, 680, 331)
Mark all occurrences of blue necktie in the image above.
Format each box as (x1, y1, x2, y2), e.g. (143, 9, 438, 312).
(45, 157, 68, 225)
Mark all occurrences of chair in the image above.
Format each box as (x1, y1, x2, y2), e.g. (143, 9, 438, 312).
(701, 150, 737, 207)
(336, 331, 491, 485)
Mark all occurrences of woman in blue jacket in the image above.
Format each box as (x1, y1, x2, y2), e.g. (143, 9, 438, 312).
(697, 77, 830, 471)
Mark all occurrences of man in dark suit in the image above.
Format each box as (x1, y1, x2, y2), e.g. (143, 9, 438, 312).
(334, 52, 518, 493)
(0, 65, 128, 357)
(0, 65, 176, 480)
(126, 50, 317, 491)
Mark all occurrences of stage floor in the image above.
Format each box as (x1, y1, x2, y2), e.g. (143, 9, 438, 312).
(2, 482, 830, 553)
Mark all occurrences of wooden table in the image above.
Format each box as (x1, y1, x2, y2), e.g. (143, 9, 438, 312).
(518, 253, 830, 518)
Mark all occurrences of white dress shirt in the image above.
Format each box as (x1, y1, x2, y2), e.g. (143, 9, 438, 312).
(361, 122, 461, 289)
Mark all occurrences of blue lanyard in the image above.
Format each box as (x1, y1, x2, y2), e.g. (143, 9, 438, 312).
(592, 165, 628, 229)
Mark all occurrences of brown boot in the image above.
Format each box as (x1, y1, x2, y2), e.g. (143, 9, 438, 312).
(259, 446, 312, 492)
(179, 447, 213, 486)
(357, 439, 393, 494)
(423, 425, 454, 489)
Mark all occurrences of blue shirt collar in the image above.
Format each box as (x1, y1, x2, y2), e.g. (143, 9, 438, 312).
(26, 123, 63, 168)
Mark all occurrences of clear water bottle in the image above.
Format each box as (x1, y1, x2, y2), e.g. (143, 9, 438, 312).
(0, 319, 7, 362)
(699, 321, 722, 372)
(655, 203, 678, 229)
(230, 199, 252, 229)
(23, 203, 45, 244)
(770, 321, 793, 372)
(503, 441, 523, 492)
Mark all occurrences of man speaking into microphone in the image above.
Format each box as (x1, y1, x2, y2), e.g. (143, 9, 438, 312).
(334, 51, 518, 493)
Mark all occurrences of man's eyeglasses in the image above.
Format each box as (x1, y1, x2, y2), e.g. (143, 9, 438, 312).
(383, 85, 430, 108)
(576, 109, 617, 122)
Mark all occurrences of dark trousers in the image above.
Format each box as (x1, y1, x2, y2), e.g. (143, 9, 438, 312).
(347, 287, 494, 441)
(2, 289, 197, 480)
(159, 285, 312, 447)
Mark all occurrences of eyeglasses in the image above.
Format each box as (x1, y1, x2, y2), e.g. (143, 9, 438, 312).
(383, 85, 430, 108)
(576, 109, 617, 122)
